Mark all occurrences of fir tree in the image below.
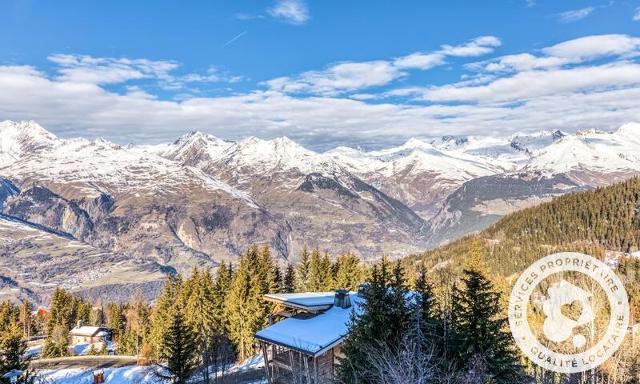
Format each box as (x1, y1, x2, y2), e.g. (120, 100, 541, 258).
(308, 248, 333, 291)
(213, 263, 233, 334)
(107, 303, 126, 345)
(296, 247, 311, 291)
(283, 264, 297, 293)
(125, 294, 150, 356)
(18, 300, 33, 340)
(149, 276, 180, 360)
(225, 246, 267, 361)
(337, 258, 411, 383)
(184, 268, 219, 383)
(334, 253, 364, 291)
(156, 306, 198, 384)
(0, 324, 34, 384)
(43, 288, 76, 358)
(273, 266, 284, 293)
(450, 243, 525, 383)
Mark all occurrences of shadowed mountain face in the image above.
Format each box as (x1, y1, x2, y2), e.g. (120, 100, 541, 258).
(1, 120, 640, 303)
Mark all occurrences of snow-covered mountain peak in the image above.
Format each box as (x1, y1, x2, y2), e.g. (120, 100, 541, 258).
(0, 120, 58, 165)
(156, 130, 233, 165)
(225, 136, 336, 174)
(525, 126, 640, 174)
(402, 137, 434, 149)
(174, 130, 226, 145)
(614, 122, 640, 140)
(0, 120, 56, 139)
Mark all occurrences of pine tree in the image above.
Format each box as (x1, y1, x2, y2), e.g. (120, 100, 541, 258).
(125, 294, 150, 356)
(273, 266, 284, 293)
(337, 258, 411, 383)
(283, 264, 296, 293)
(185, 268, 219, 383)
(213, 263, 233, 334)
(320, 252, 334, 291)
(18, 300, 33, 340)
(149, 276, 180, 360)
(296, 247, 311, 291)
(308, 248, 332, 291)
(334, 253, 364, 291)
(108, 303, 126, 346)
(0, 324, 35, 384)
(43, 288, 75, 358)
(450, 246, 525, 383)
(225, 246, 266, 361)
(156, 306, 198, 384)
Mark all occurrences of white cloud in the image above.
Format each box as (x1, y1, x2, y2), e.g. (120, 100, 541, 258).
(268, 0, 309, 25)
(476, 53, 572, 72)
(266, 61, 401, 95)
(393, 53, 445, 70)
(542, 34, 640, 60)
(267, 36, 501, 95)
(466, 34, 640, 76)
(47, 54, 241, 90)
(421, 62, 640, 103)
(1, 34, 640, 150)
(635, 7, 640, 21)
(48, 54, 179, 84)
(556, 7, 595, 23)
(439, 36, 502, 57)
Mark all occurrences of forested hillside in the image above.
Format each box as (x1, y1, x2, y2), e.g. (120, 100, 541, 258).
(416, 177, 640, 318)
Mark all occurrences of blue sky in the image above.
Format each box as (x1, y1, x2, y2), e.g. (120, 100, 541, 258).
(1, 0, 640, 149)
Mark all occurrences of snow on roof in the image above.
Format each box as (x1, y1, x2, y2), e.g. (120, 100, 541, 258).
(264, 292, 337, 312)
(256, 292, 362, 356)
(70, 326, 108, 337)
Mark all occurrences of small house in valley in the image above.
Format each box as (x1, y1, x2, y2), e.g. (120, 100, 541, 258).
(69, 323, 112, 345)
(255, 290, 359, 384)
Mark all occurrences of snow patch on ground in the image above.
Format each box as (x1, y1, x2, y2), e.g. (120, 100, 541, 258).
(38, 366, 160, 384)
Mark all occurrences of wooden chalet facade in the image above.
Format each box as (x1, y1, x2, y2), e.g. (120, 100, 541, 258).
(255, 290, 357, 384)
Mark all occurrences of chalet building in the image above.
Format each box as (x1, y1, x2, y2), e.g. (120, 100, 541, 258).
(256, 290, 359, 384)
(69, 323, 112, 345)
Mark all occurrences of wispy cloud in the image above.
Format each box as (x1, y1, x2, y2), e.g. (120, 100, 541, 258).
(235, 12, 264, 21)
(394, 34, 640, 104)
(47, 54, 240, 90)
(48, 54, 179, 84)
(222, 31, 247, 48)
(268, 0, 310, 25)
(556, 6, 595, 23)
(634, 7, 640, 21)
(266, 36, 501, 95)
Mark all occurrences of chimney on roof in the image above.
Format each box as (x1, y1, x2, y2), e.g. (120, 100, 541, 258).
(77, 320, 83, 329)
(334, 289, 351, 309)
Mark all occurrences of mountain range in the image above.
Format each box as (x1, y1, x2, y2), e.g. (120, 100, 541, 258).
(1, 120, 639, 302)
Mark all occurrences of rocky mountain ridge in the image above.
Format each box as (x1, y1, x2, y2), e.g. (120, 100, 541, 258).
(1, 119, 639, 302)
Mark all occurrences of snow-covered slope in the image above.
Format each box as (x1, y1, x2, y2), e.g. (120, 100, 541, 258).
(149, 131, 234, 166)
(1, 119, 640, 294)
(0, 120, 57, 166)
(217, 136, 340, 175)
(429, 129, 567, 163)
(328, 138, 512, 181)
(525, 123, 640, 174)
(326, 138, 514, 219)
